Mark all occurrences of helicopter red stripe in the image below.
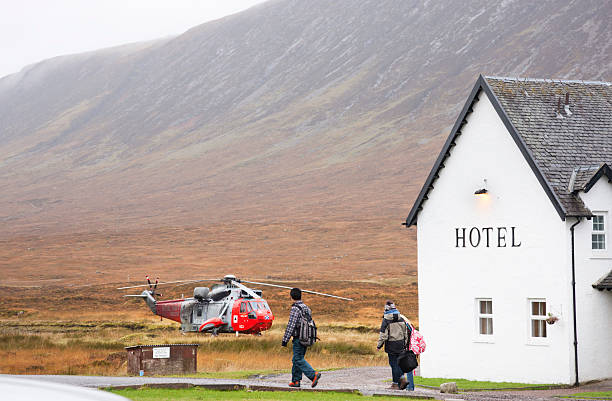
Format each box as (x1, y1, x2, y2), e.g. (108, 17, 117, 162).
(199, 317, 223, 332)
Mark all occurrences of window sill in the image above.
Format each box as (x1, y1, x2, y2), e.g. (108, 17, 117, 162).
(473, 336, 495, 344)
(589, 254, 611, 260)
(526, 339, 549, 347)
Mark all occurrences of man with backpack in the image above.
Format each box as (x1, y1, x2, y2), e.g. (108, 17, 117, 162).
(377, 300, 408, 390)
(281, 287, 322, 388)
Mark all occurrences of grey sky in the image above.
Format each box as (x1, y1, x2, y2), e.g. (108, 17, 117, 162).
(0, 0, 267, 78)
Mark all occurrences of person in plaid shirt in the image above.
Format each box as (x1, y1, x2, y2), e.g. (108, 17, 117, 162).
(281, 288, 321, 388)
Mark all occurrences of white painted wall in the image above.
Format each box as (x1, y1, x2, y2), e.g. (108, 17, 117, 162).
(416, 94, 575, 384)
(571, 176, 612, 381)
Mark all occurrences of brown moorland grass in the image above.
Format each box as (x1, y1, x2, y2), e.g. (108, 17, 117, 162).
(0, 219, 416, 287)
(0, 321, 388, 375)
(0, 218, 417, 375)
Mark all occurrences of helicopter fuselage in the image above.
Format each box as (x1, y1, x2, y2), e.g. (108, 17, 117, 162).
(141, 286, 274, 334)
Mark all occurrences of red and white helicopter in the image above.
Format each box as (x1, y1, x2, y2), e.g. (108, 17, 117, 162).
(118, 275, 352, 335)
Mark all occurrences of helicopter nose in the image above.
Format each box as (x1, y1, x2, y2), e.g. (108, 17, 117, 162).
(257, 310, 273, 324)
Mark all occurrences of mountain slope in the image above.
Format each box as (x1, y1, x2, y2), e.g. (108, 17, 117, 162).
(1, 0, 611, 235)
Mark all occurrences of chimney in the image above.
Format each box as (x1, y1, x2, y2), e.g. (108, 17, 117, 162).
(564, 92, 572, 116)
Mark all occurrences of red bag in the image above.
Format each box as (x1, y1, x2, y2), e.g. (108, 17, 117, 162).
(408, 325, 426, 355)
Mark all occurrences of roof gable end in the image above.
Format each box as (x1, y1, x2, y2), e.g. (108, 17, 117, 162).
(405, 75, 566, 226)
(583, 163, 612, 193)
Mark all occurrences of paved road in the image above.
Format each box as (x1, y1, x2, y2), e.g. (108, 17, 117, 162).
(3, 368, 611, 401)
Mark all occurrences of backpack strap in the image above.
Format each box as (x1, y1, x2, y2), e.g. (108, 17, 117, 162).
(296, 303, 311, 320)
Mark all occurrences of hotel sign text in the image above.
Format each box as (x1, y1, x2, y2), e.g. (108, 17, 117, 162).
(455, 226, 521, 248)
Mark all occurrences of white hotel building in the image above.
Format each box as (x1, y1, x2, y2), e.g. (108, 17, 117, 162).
(405, 76, 612, 385)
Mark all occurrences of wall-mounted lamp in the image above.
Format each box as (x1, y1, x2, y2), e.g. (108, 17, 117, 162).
(474, 179, 488, 195)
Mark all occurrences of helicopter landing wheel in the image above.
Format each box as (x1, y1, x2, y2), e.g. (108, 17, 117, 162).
(211, 329, 219, 337)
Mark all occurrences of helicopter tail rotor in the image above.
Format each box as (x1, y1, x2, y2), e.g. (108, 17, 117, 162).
(119, 276, 162, 314)
(131, 275, 161, 298)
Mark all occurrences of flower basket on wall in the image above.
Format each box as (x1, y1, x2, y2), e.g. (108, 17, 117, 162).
(546, 314, 559, 325)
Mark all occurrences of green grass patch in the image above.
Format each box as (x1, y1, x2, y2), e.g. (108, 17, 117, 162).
(109, 387, 433, 400)
(560, 391, 612, 399)
(414, 376, 556, 390)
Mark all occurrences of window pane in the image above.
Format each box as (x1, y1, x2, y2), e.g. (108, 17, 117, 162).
(592, 234, 606, 249)
(532, 320, 540, 337)
(593, 215, 604, 231)
(531, 319, 547, 338)
(532, 302, 545, 316)
(480, 300, 492, 314)
(480, 317, 493, 335)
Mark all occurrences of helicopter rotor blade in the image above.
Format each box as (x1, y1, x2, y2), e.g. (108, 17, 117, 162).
(241, 280, 353, 301)
(230, 280, 261, 299)
(117, 278, 221, 290)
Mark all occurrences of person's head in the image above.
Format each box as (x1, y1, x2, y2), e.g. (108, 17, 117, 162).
(384, 300, 396, 311)
(290, 287, 302, 301)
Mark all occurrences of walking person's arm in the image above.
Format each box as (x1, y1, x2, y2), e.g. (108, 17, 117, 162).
(377, 319, 389, 350)
(282, 305, 300, 346)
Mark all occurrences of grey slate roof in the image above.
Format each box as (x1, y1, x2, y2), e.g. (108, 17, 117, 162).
(485, 77, 612, 217)
(593, 270, 612, 291)
(406, 75, 612, 226)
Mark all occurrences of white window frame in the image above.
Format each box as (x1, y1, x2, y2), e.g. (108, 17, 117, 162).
(527, 298, 549, 346)
(591, 212, 607, 253)
(474, 298, 494, 343)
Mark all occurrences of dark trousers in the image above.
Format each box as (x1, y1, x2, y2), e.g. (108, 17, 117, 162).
(292, 340, 315, 382)
(387, 353, 403, 384)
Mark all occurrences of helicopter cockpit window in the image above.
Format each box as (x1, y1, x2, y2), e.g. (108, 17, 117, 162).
(247, 302, 253, 312)
(240, 302, 247, 313)
(249, 301, 261, 310)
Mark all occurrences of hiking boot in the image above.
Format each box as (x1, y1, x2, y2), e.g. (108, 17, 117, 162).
(388, 383, 399, 390)
(288, 381, 300, 388)
(311, 371, 321, 388)
(398, 377, 408, 390)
